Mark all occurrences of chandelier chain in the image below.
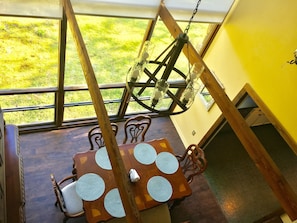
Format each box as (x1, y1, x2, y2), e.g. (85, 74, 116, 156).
(184, 0, 202, 34)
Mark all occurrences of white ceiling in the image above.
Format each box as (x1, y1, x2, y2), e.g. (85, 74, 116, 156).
(0, 0, 234, 23)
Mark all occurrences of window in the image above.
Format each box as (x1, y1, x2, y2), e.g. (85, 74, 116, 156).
(0, 13, 218, 130)
(0, 16, 59, 125)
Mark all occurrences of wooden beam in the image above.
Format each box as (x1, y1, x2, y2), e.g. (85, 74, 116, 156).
(55, 10, 67, 127)
(159, 3, 297, 220)
(138, 1, 162, 56)
(62, 0, 142, 222)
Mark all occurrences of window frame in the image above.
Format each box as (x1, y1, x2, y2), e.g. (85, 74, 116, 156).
(0, 12, 219, 133)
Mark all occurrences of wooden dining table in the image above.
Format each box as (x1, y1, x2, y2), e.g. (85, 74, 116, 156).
(73, 138, 192, 223)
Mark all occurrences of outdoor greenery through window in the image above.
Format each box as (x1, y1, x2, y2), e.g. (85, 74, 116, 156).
(0, 14, 211, 128)
(0, 17, 59, 89)
(0, 17, 59, 125)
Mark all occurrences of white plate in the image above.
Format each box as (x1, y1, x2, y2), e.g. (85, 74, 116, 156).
(76, 173, 105, 201)
(133, 143, 157, 165)
(95, 147, 112, 170)
(104, 188, 126, 218)
(147, 176, 172, 202)
(155, 152, 179, 174)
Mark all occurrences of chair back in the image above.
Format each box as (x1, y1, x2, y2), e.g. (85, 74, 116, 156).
(88, 123, 118, 150)
(123, 115, 151, 144)
(51, 174, 67, 213)
(50, 174, 84, 222)
(176, 144, 207, 184)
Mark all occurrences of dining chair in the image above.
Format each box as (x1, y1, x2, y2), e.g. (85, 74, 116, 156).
(88, 123, 118, 150)
(122, 115, 152, 144)
(105, 203, 171, 223)
(169, 144, 207, 210)
(176, 144, 207, 184)
(50, 173, 84, 223)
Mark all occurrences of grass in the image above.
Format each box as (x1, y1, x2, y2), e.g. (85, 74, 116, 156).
(0, 15, 209, 125)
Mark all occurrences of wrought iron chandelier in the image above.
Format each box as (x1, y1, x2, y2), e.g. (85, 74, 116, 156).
(126, 0, 205, 115)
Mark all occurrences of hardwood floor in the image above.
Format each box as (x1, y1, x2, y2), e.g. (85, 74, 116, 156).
(20, 117, 227, 223)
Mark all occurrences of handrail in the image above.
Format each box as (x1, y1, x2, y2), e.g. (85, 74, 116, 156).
(0, 83, 126, 95)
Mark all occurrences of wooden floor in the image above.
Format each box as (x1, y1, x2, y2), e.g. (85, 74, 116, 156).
(20, 116, 227, 223)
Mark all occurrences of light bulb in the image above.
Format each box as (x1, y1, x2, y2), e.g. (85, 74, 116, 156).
(141, 51, 149, 62)
(151, 79, 169, 108)
(183, 89, 193, 101)
(129, 63, 142, 83)
(139, 41, 152, 64)
(181, 82, 197, 106)
(131, 69, 140, 79)
(187, 63, 204, 83)
(153, 90, 162, 100)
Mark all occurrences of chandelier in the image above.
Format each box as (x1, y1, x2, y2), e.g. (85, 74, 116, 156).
(126, 0, 205, 115)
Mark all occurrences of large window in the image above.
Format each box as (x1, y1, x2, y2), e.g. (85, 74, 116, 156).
(63, 16, 149, 120)
(0, 13, 215, 130)
(0, 17, 59, 125)
(0, 17, 59, 89)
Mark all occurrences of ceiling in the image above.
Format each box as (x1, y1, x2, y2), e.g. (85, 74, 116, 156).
(0, 0, 235, 23)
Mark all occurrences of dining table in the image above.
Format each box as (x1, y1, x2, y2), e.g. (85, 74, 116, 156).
(72, 138, 192, 223)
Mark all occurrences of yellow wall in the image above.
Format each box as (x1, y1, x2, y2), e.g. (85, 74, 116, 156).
(172, 0, 297, 146)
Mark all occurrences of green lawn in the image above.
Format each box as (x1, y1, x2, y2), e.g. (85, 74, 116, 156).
(0, 15, 209, 124)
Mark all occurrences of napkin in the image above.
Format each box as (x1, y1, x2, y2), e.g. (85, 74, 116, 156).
(129, 169, 140, 182)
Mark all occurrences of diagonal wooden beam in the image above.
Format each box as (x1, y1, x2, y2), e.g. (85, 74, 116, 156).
(62, 0, 142, 222)
(159, 2, 297, 220)
(139, 1, 162, 51)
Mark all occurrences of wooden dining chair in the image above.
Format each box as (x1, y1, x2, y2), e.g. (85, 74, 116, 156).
(105, 203, 171, 223)
(88, 123, 118, 150)
(169, 144, 207, 210)
(176, 144, 207, 184)
(122, 115, 152, 144)
(50, 174, 84, 223)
